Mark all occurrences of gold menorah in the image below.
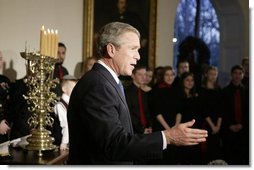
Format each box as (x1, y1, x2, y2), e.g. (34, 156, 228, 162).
(20, 50, 59, 157)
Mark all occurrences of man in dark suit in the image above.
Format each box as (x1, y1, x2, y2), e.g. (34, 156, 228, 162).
(222, 65, 249, 165)
(67, 22, 208, 165)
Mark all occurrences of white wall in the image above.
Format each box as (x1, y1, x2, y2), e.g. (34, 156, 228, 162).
(0, 0, 248, 81)
(156, 0, 179, 67)
(0, 0, 83, 80)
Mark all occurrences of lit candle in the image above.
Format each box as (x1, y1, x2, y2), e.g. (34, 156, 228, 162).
(51, 29, 55, 57)
(47, 29, 51, 57)
(42, 30, 48, 56)
(55, 30, 58, 58)
(40, 25, 45, 55)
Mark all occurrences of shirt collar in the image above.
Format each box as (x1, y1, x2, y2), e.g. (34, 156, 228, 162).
(97, 60, 120, 84)
(62, 93, 70, 104)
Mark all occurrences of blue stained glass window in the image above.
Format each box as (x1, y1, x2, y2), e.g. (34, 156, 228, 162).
(173, 0, 220, 67)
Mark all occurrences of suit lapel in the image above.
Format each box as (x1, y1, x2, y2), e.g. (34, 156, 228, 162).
(92, 63, 134, 134)
(93, 63, 128, 107)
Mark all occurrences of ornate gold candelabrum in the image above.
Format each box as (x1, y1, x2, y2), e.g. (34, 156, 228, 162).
(20, 51, 59, 156)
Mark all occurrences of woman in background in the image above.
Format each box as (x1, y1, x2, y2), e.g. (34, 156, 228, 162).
(199, 66, 223, 163)
(175, 72, 202, 164)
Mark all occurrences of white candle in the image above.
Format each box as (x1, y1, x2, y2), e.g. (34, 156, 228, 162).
(40, 25, 45, 55)
(51, 29, 55, 57)
(55, 30, 58, 58)
(44, 30, 48, 56)
(47, 29, 51, 57)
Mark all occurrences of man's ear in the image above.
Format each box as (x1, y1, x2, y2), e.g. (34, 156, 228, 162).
(106, 43, 116, 58)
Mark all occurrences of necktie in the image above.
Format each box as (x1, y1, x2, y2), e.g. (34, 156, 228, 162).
(234, 88, 242, 123)
(118, 80, 125, 96)
(58, 65, 63, 81)
(138, 88, 147, 128)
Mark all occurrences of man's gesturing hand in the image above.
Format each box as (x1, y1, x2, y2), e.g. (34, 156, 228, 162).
(163, 119, 208, 146)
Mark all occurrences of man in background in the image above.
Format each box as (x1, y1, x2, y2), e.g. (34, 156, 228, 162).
(53, 42, 69, 97)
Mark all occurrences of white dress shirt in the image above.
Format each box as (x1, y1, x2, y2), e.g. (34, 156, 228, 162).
(54, 93, 70, 145)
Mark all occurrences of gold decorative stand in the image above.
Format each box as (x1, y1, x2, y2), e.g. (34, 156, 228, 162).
(20, 51, 59, 156)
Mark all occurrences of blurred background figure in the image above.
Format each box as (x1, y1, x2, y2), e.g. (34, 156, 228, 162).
(149, 66, 178, 165)
(152, 66, 164, 88)
(175, 72, 202, 165)
(125, 66, 153, 135)
(172, 60, 189, 89)
(81, 56, 97, 77)
(52, 75, 77, 151)
(222, 65, 249, 165)
(241, 57, 249, 88)
(53, 42, 69, 97)
(141, 67, 153, 92)
(199, 66, 223, 163)
(0, 55, 11, 143)
(8, 61, 33, 140)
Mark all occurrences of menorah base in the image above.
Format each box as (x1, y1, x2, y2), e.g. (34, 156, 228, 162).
(26, 128, 56, 156)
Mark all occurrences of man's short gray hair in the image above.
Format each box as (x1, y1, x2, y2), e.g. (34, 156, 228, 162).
(96, 22, 140, 59)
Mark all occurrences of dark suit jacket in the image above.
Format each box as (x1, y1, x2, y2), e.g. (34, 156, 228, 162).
(67, 63, 163, 165)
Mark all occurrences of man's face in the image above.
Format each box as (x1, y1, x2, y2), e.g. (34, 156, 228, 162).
(111, 32, 140, 76)
(242, 60, 249, 75)
(178, 62, 189, 76)
(231, 69, 244, 85)
(132, 68, 146, 87)
(57, 46, 66, 64)
(86, 58, 96, 72)
(117, 0, 127, 13)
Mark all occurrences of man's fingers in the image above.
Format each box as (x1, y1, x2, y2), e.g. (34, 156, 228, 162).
(182, 137, 207, 146)
(183, 119, 195, 128)
(188, 128, 208, 136)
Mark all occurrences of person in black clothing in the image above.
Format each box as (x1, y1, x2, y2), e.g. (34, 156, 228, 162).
(125, 66, 153, 135)
(53, 42, 69, 97)
(241, 57, 249, 88)
(172, 60, 189, 90)
(222, 65, 249, 165)
(8, 77, 33, 140)
(0, 53, 11, 142)
(0, 74, 11, 143)
(198, 66, 223, 163)
(150, 66, 179, 164)
(151, 66, 164, 89)
(177, 36, 211, 89)
(7, 61, 36, 140)
(175, 72, 203, 165)
(66, 22, 208, 165)
(152, 66, 177, 131)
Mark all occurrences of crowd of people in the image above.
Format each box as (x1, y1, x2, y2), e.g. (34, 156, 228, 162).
(123, 59, 249, 165)
(0, 21, 249, 165)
